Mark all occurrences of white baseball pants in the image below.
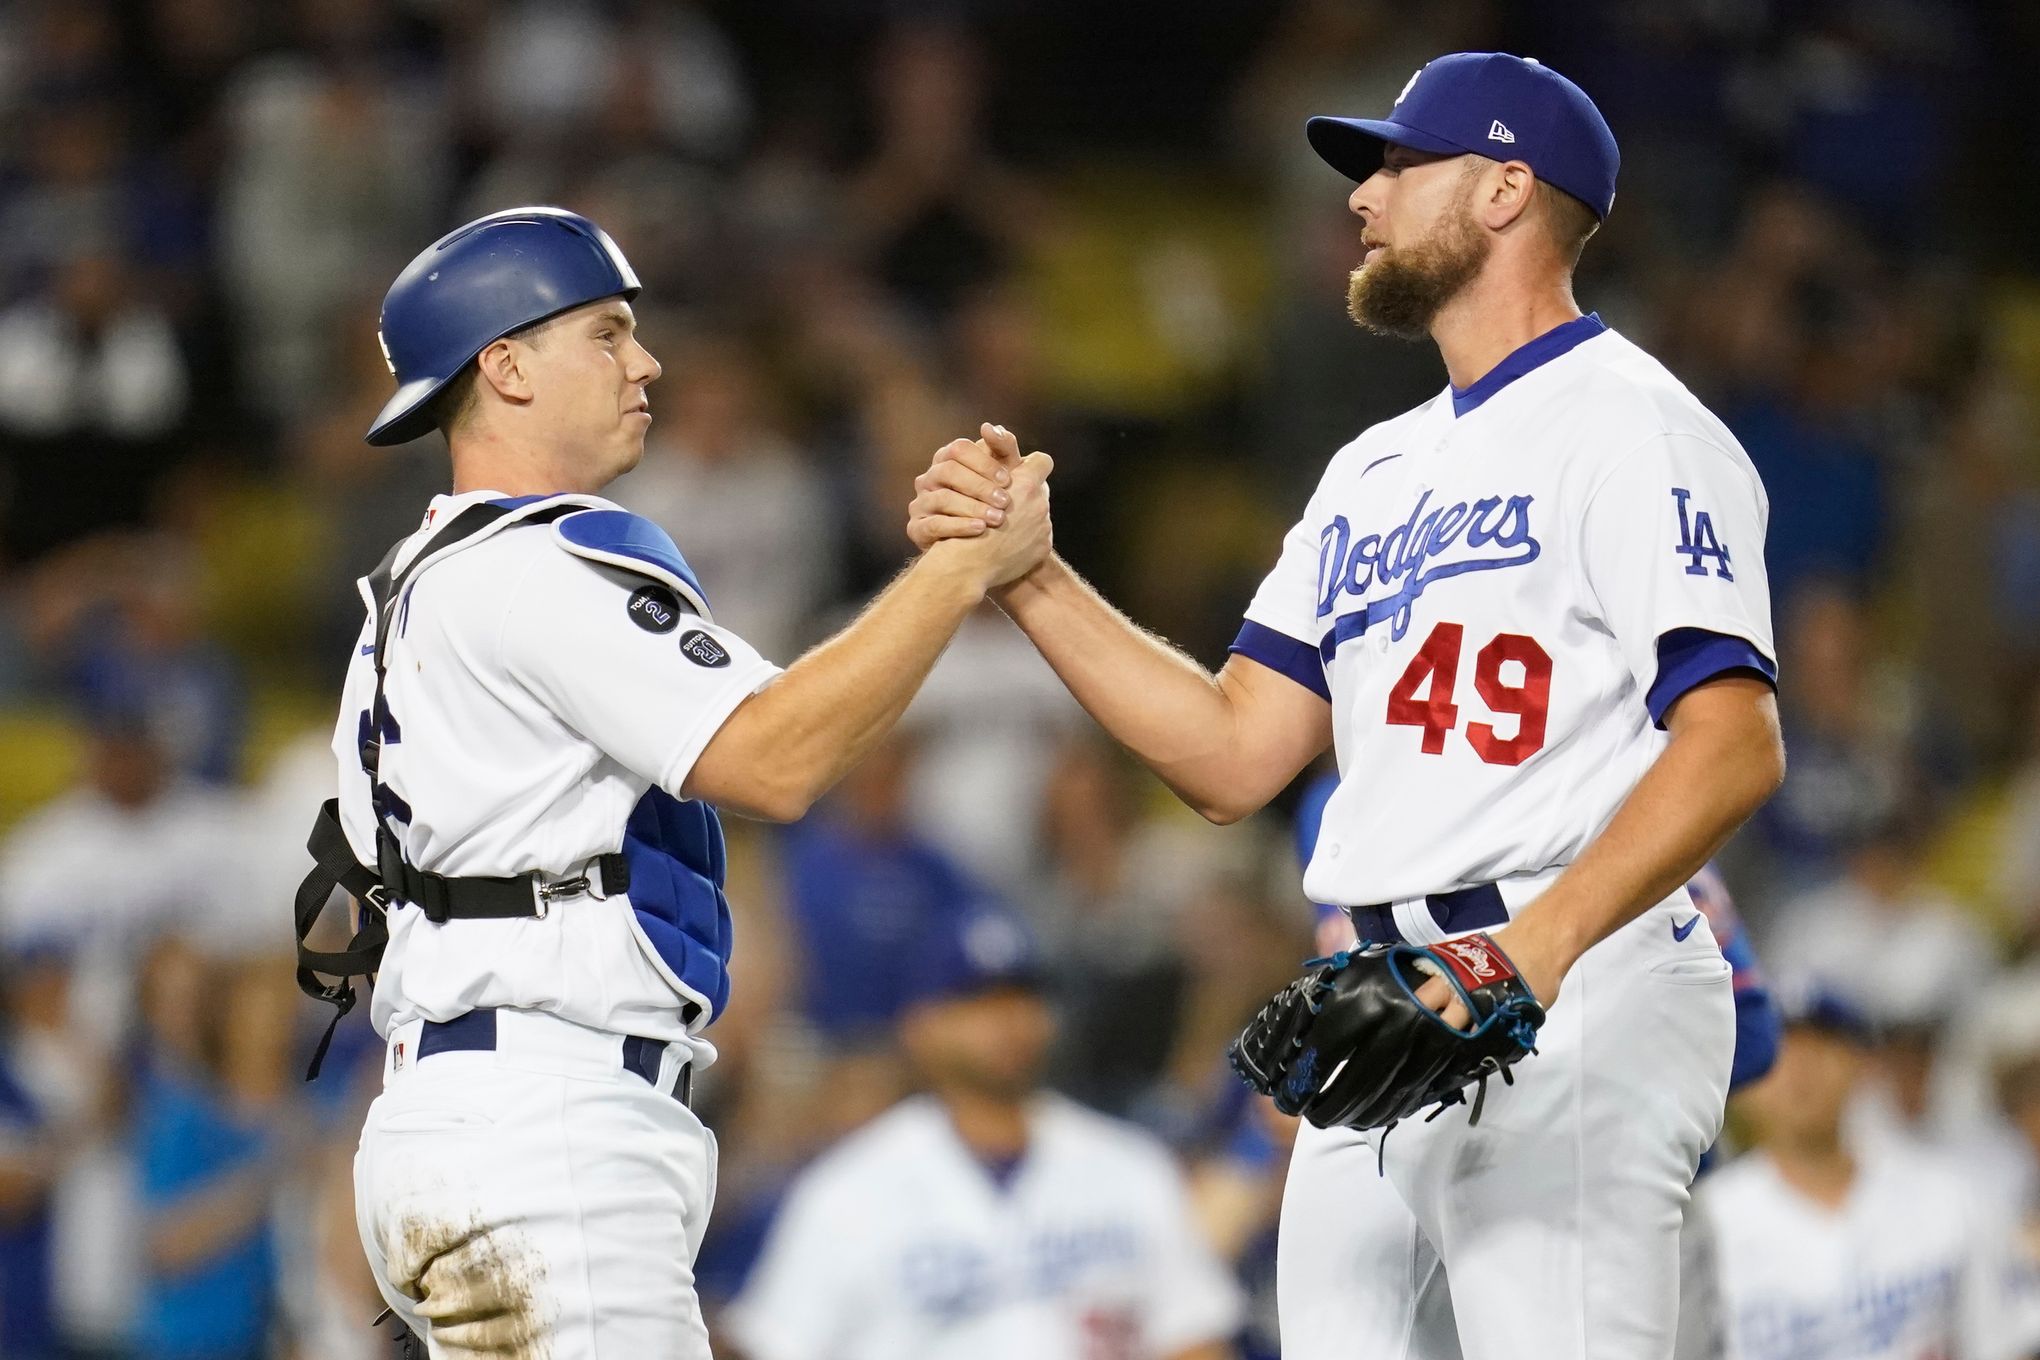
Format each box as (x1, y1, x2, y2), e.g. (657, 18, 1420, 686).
(354, 1008, 717, 1359)
(1276, 895, 1735, 1359)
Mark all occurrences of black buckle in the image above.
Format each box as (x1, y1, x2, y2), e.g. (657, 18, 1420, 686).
(417, 875, 452, 924)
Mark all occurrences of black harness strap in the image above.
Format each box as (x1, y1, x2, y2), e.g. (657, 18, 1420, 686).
(293, 501, 628, 1079)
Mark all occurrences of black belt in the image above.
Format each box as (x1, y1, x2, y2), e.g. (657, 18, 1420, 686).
(377, 832, 629, 925)
(416, 1009, 692, 1107)
(1346, 882, 1509, 945)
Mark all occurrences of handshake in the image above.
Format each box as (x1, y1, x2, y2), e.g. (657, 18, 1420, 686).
(904, 423, 1056, 593)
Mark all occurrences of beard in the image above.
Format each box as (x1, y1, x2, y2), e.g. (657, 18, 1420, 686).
(1347, 198, 1491, 339)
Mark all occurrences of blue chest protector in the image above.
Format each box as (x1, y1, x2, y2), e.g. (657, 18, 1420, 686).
(295, 498, 739, 1078)
(622, 789, 732, 1019)
(552, 505, 732, 1020)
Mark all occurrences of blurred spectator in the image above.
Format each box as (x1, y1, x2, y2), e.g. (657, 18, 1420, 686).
(21, 533, 244, 785)
(724, 902, 1243, 1360)
(610, 332, 838, 663)
(0, 995, 59, 1360)
(0, 715, 252, 1050)
(779, 733, 996, 1045)
(1032, 737, 1188, 1116)
(290, 294, 449, 658)
(1999, 685, 2040, 948)
(1740, 585, 1924, 899)
(1703, 984, 2022, 1360)
(0, 245, 193, 562)
(1183, 1090, 1295, 1360)
(461, 0, 748, 166)
(1985, 987, 2040, 1351)
(842, 21, 1046, 322)
(216, 0, 449, 420)
(1767, 816, 1998, 1037)
(1907, 373, 2040, 759)
(1715, 289, 1891, 610)
(0, 79, 132, 295)
(132, 941, 286, 1360)
(0, 246, 188, 440)
(2, 936, 134, 1358)
(899, 604, 1087, 888)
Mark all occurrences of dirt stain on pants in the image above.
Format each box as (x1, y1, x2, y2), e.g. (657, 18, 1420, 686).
(385, 1213, 554, 1360)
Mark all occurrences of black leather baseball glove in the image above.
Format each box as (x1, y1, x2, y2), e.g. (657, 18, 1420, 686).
(1227, 932, 1546, 1132)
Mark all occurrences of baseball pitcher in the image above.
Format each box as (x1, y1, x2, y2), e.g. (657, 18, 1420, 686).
(909, 53, 1784, 1359)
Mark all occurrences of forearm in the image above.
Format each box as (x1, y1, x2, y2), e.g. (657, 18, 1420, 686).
(147, 1163, 276, 1275)
(995, 557, 1260, 819)
(688, 546, 985, 819)
(1515, 681, 1784, 967)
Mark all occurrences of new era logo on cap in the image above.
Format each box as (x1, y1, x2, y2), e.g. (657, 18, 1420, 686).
(1303, 52, 1621, 220)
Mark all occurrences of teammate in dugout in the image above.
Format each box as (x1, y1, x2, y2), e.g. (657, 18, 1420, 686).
(909, 52, 1784, 1359)
(303, 207, 1053, 1358)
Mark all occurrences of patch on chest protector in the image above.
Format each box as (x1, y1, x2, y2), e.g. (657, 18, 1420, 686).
(679, 629, 730, 668)
(627, 585, 680, 634)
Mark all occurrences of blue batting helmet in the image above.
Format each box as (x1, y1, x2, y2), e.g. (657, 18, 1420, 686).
(366, 206, 641, 447)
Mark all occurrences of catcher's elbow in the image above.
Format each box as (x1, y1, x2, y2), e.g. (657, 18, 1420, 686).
(712, 768, 819, 823)
(750, 776, 820, 824)
(1192, 794, 1254, 826)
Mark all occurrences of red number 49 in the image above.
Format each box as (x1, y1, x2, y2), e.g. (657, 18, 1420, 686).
(1384, 622, 1552, 765)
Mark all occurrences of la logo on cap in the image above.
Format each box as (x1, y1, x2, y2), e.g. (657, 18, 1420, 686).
(1395, 68, 1421, 106)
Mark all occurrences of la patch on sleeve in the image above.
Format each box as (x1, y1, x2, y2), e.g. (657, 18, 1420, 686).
(1671, 488, 1733, 580)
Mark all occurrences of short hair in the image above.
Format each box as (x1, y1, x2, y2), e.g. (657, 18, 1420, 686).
(419, 313, 563, 440)
(1535, 179, 1600, 270)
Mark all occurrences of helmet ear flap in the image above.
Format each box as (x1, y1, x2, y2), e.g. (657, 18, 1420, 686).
(366, 206, 641, 447)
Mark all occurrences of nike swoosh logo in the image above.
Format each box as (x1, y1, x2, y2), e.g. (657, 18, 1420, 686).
(1671, 915, 1701, 942)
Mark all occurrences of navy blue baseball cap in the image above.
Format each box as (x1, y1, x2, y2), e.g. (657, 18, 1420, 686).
(1307, 52, 1620, 220)
(1775, 977, 1876, 1047)
(902, 903, 1045, 1010)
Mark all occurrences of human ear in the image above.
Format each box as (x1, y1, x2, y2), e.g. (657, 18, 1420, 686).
(1483, 162, 1535, 232)
(475, 337, 533, 404)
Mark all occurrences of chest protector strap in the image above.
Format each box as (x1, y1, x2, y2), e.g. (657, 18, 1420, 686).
(293, 500, 629, 1079)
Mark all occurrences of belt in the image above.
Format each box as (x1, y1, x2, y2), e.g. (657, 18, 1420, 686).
(1346, 882, 1509, 945)
(376, 830, 629, 925)
(416, 1009, 692, 1107)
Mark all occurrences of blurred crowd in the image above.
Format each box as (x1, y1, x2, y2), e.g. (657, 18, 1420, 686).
(0, 0, 2037, 1357)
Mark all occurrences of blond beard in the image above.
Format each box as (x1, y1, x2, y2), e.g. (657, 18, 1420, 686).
(1346, 198, 1492, 340)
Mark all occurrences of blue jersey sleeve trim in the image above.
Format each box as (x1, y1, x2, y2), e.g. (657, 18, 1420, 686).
(1230, 621, 1331, 702)
(1646, 628, 1777, 728)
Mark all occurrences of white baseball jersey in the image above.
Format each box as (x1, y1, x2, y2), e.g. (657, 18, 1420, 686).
(327, 489, 779, 1048)
(1702, 1145, 2024, 1360)
(1232, 316, 1775, 910)
(725, 1094, 1244, 1360)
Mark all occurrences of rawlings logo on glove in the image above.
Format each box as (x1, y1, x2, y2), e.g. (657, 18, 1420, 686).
(1227, 931, 1545, 1132)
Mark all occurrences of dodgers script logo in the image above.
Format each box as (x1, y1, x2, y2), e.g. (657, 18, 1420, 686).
(1316, 488, 1541, 645)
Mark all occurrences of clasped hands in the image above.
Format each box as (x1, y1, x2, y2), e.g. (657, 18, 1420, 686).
(907, 423, 1053, 592)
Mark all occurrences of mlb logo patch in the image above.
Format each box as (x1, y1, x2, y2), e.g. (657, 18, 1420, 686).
(392, 1041, 406, 1072)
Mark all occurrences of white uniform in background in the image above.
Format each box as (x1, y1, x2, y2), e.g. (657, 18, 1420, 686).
(726, 1094, 1244, 1360)
(1702, 1143, 2024, 1360)
(1230, 318, 1774, 1358)
(334, 490, 779, 1358)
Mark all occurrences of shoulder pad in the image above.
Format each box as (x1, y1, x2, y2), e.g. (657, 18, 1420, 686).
(551, 508, 713, 623)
